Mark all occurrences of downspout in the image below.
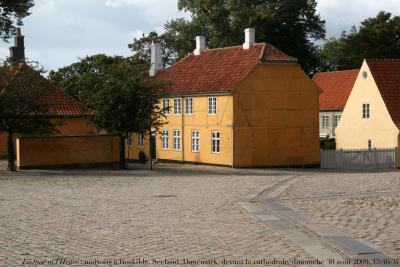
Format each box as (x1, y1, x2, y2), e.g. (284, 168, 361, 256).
(181, 96, 185, 163)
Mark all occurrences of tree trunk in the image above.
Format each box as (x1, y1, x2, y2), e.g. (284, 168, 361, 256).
(7, 131, 16, 172)
(119, 135, 126, 170)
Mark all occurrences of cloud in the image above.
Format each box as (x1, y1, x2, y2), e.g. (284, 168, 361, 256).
(0, 0, 399, 71)
(317, 0, 400, 38)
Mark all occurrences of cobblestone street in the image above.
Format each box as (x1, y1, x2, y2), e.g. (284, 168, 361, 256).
(1, 162, 400, 266)
(0, 163, 313, 266)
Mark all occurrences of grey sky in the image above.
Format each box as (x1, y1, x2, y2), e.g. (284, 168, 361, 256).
(0, 0, 399, 72)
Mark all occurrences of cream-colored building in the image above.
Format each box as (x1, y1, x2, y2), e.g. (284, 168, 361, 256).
(336, 59, 400, 149)
(313, 70, 358, 139)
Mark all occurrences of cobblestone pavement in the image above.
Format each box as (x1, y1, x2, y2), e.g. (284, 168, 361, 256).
(278, 172, 400, 259)
(0, 162, 315, 266)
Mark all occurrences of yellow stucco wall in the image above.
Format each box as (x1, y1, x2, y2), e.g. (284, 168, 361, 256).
(16, 135, 119, 168)
(336, 61, 399, 149)
(233, 64, 321, 167)
(0, 133, 6, 157)
(0, 117, 96, 157)
(156, 95, 234, 166)
(126, 133, 151, 161)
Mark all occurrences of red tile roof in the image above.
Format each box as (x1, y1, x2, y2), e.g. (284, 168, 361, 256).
(313, 70, 359, 111)
(155, 43, 297, 94)
(2, 64, 92, 117)
(366, 59, 400, 128)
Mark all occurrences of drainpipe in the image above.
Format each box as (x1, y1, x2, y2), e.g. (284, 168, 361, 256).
(181, 96, 185, 163)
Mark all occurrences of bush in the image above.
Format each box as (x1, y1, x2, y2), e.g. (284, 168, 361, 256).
(320, 138, 336, 150)
(138, 151, 147, 164)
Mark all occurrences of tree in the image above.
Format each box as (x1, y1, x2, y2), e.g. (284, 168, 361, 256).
(319, 11, 400, 71)
(0, 0, 34, 40)
(49, 55, 167, 169)
(0, 62, 56, 171)
(129, 0, 326, 72)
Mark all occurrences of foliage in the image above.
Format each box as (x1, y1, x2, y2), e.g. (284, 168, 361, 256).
(320, 137, 336, 150)
(319, 11, 400, 71)
(0, 0, 34, 40)
(49, 55, 167, 169)
(0, 61, 56, 171)
(129, 0, 326, 72)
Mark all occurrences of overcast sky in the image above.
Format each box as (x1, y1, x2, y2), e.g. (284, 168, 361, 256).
(1, 0, 399, 72)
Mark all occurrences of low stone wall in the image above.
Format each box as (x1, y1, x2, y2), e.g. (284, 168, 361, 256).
(16, 135, 120, 169)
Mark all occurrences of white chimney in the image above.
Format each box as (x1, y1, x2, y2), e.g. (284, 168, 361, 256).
(243, 28, 255, 49)
(149, 43, 163, 76)
(194, 36, 206, 56)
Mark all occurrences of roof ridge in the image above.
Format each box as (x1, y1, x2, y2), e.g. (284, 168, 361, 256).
(366, 59, 400, 61)
(201, 42, 265, 52)
(314, 69, 359, 76)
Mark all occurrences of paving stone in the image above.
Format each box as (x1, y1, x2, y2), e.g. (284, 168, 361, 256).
(327, 236, 380, 255)
(0, 164, 314, 266)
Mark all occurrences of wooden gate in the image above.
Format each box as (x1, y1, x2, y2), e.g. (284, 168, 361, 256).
(321, 148, 397, 169)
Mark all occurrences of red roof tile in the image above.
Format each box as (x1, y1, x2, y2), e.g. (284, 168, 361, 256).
(366, 59, 400, 128)
(155, 43, 297, 94)
(313, 70, 359, 111)
(2, 64, 92, 117)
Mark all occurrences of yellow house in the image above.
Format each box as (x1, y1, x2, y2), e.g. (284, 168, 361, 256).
(336, 59, 400, 149)
(128, 28, 321, 168)
(0, 28, 96, 158)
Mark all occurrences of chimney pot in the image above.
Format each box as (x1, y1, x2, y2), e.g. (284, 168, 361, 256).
(149, 42, 163, 76)
(194, 36, 206, 56)
(243, 28, 255, 49)
(16, 27, 22, 37)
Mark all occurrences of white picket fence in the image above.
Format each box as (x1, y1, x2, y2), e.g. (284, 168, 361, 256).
(321, 148, 398, 169)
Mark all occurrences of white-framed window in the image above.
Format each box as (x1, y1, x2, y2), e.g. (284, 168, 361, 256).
(208, 97, 217, 115)
(162, 130, 169, 150)
(333, 114, 341, 128)
(137, 133, 144, 147)
(368, 139, 372, 150)
(173, 130, 181, 151)
(322, 115, 330, 128)
(174, 98, 182, 115)
(162, 98, 170, 115)
(211, 131, 220, 153)
(185, 98, 193, 114)
(191, 130, 200, 152)
(362, 103, 370, 119)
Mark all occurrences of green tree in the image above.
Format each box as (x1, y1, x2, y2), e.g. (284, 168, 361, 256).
(320, 11, 400, 70)
(0, 0, 34, 40)
(49, 55, 167, 169)
(0, 62, 56, 171)
(129, 0, 325, 72)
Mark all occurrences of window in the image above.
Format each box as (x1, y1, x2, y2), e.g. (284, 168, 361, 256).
(362, 71, 368, 79)
(185, 98, 193, 114)
(192, 130, 200, 152)
(162, 130, 169, 150)
(173, 130, 181, 151)
(333, 114, 341, 128)
(322, 115, 330, 128)
(162, 98, 170, 115)
(211, 131, 220, 153)
(126, 132, 132, 145)
(174, 98, 182, 115)
(137, 133, 144, 147)
(368, 139, 372, 150)
(208, 97, 217, 115)
(362, 103, 370, 119)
